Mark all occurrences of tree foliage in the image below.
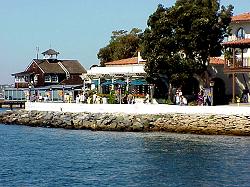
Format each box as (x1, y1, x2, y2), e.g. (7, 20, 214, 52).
(97, 28, 142, 66)
(142, 0, 233, 96)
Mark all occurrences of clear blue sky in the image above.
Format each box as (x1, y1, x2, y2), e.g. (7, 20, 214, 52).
(0, 0, 249, 84)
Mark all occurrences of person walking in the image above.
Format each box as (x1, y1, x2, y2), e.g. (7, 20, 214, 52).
(80, 93, 85, 103)
(175, 90, 180, 105)
(144, 93, 150, 104)
(75, 94, 80, 104)
(197, 91, 204, 106)
(92, 92, 97, 104)
(180, 95, 188, 106)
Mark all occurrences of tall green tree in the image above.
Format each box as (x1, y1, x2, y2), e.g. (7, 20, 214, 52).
(142, 1, 233, 98)
(97, 28, 142, 66)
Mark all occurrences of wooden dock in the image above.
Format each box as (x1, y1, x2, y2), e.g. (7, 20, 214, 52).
(0, 100, 25, 110)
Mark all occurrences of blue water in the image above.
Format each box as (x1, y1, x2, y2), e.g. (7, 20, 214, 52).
(0, 110, 250, 186)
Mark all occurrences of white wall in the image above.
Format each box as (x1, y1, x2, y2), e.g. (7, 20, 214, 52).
(25, 102, 250, 115)
(87, 64, 145, 75)
(210, 63, 250, 96)
(228, 21, 250, 59)
(230, 22, 250, 40)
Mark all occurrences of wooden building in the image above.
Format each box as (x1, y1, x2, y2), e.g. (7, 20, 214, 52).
(12, 49, 87, 88)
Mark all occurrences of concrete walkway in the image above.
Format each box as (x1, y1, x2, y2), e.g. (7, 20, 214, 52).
(25, 102, 250, 116)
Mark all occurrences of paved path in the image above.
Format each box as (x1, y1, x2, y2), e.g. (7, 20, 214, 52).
(25, 102, 250, 116)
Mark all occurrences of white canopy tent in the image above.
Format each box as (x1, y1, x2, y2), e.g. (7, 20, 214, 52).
(81, 64, 149, 94)
(87, 64, 146, 77)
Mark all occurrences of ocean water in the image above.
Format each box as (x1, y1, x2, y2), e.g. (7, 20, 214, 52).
(0, 110, 250, 186)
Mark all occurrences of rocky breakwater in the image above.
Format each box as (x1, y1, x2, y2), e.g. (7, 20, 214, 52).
(0, 110, 250, 135)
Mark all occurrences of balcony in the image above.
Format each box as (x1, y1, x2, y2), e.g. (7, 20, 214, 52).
(224, 57, 250, 73)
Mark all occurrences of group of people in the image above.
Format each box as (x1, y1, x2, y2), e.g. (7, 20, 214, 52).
(63, 92, 74, 103)
(120, 93, 151, 104)
(29, 93, 50, 102)
(174, 89, 188, 106)
(72, 92, 86, 104)
(74, 92, 139, 104)
(75, 92, 107, 104)
(241, 89, 250, 103)
(29, 89, 152, 104)
(121, 93, 137, 104)
(197, 89, 212, 106)
(174, 88, 215, 106)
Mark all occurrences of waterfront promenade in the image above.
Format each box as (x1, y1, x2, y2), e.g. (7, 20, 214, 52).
(25, 101, 250, 116)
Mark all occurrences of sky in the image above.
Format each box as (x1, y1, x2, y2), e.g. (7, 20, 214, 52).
(0, 0, 249, 84)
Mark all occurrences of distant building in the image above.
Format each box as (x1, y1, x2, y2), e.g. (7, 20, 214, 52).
(0, 84, 13, 99)
(79, 12, 250, 104)
(5, 49, 86, 101)
(12, 49, 87, 88)
(82, 52, 225, 102)
(82, 52, 150, 96)
(222, 12, 250, 102)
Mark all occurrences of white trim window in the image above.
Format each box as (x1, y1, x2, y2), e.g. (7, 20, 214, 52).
(15, 76, 28, 83)
(45, 75, 51, 82)
(236, 27, 246, 39)
(51, 75, 58, 83)
(34, 74, 38, 83)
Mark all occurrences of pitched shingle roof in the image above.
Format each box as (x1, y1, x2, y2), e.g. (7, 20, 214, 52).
(34, 59, 86, 74)
(34, 59, 64, 74)
(232, 12, 250, 22)
(105, 57, 145, 66)
(60, 60, 87, 74)
(41, 49, 60, 56)
(12, 71, 35, 76)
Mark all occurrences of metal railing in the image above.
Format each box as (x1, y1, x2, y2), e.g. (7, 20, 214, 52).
(225, 57, 250, 68)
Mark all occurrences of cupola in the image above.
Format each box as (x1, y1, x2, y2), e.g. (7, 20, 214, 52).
(42, 49, 60, 59)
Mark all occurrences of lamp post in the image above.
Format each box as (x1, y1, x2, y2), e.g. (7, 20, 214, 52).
(71, 87, 75, 103)
(62, 85, 65, 102)
(150, 84, 154, 104)
(28, 85, 32, 101)
(118, 85, 122, 104)
(83, 79, 86, 98)
(49, 86, 52, 102)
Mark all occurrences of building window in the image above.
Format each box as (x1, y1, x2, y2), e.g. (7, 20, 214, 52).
(34, 74, 38, 83)
(25, 76, 29, 82)
(15, 76, 27, 83)
(51, 75, 58, 83)
(236, 27, 246, 39)
(45, 75, 51, 82)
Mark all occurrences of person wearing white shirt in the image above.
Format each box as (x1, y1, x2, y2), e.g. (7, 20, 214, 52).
(80, 93, 85, 103)
(180, 95, 187, 106)
(76, 94, 80, 104)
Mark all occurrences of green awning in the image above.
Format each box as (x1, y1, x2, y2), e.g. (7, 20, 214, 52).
(101, 80, 112, 86)
(130, 79, 148, 86)
(114, 80, 126, 85)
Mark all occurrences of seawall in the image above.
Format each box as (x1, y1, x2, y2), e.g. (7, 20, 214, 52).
(1, 109, 250, 136)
